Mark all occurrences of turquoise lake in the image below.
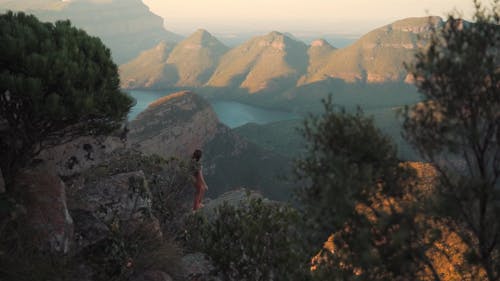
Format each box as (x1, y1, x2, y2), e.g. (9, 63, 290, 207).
(126, 90, 299, 128)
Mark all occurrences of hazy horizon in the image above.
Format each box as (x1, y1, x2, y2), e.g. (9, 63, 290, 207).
(142, 0, 481, 36)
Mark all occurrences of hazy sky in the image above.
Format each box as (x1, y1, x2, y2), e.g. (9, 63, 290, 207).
(142, 0, 480, 35)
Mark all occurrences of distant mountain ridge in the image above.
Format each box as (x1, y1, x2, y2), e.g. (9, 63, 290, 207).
(121, 16, 442, 92)
(298, 16, 443, 85)
(206, 31, 308, 93)
(0, 0, 183, 64)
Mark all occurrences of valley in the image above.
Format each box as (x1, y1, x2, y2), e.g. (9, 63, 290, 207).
(1, 0, 432, 198)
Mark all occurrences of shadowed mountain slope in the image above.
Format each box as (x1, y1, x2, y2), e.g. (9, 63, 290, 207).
(120, 29, 228, 89)
(119, 41, 178, 89)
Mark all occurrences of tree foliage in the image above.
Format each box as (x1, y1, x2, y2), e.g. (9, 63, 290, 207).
(186, 197, 311, 281)
(403, 1, 500, 280)
(295, 1, 499, 280)
(0, 11, 133, 185)
(296, 1, 500, 281)
(294, 98, 427, 280)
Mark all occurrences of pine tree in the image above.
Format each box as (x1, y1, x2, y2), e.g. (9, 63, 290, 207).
(0, 11, 133, 187)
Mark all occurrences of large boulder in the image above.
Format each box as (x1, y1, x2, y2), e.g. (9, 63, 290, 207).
(38, 136, 125, 177)
(67, 170, 162, 251)
(128, 91, 219, 159)
(68, 170, 151, 222)
(13, 161, 74, 254)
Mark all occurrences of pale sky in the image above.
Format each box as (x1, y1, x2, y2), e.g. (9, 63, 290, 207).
(142, 0, 481, 35)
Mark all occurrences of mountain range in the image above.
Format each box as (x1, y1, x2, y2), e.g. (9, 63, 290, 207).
(119, 16, 442, 93)
(0, 1, 442, 113)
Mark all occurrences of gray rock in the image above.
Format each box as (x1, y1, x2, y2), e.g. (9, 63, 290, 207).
(182, 252, 217, 281)
(38, 136, 125, 177)
(68, 171, 151, 223)
(130, 270, 173, 281)
(67, 171, 162, 248)
(70, 209, 110, 252)
(13, 161, 74, 254)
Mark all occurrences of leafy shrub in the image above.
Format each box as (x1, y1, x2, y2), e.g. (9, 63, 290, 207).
(82, 219, 185, 281)
(186, 197, 311, 281)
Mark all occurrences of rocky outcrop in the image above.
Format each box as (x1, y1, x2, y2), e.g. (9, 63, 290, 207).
(128, 91, 219, 159)
(68, 170, 151, 222)
(129, 91, 295, 200)
(68, 170, 162, 251)
(13, 161, 74, 254)
(39, 136, 125, 177)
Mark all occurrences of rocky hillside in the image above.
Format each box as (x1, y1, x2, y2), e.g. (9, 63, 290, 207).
(166, 29, 229, 87)
(128, 91, 220, 159)
(2, 132, 225, 280)
(128, 91, 295, 200)
(120, 29, 228, 89)
(297, 39, 336, 85)
(0, 0, 182, 64)
(206, 31, 308, 93)
(119, 41, 178, 89)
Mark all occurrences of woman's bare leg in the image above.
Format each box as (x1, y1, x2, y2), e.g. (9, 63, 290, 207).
(199, 187, 206, 207)
(193, 187, 201, 210)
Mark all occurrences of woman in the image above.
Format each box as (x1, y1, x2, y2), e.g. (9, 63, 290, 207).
(190, 149, 208, 211)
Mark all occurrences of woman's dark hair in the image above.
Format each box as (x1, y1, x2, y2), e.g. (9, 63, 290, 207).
(192, 149, 202, 161)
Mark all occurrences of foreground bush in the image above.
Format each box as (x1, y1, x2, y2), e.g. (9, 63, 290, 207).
(186, 197, 311, 281)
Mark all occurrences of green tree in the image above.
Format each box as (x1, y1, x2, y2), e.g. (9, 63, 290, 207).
(294, 98, 427, 280)
(403, 1, 500, 280)
(0, 11, 133, 186)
